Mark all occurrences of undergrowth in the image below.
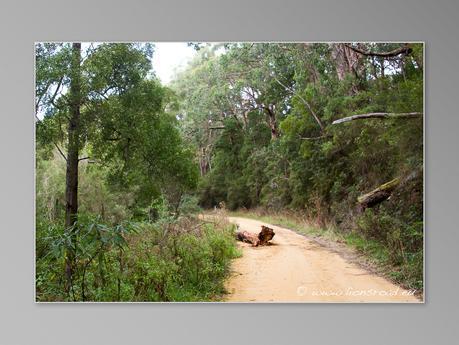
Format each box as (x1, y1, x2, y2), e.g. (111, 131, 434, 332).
(36, 213, 240, 302)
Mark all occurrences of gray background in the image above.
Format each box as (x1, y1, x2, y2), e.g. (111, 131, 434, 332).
(0, 0, 457, 344)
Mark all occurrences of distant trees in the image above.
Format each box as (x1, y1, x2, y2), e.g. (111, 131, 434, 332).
(172, 42, 423, 210)
(173, 43, 423, 287)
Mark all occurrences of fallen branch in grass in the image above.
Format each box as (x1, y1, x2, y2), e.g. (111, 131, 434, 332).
(357, 178, 400, 210)
(357, 170, 421, 210)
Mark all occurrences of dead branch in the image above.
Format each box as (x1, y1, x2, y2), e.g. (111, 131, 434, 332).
(332, 112, 422, 125)
(357, 178, 400, 210)
(344, 44, 412, 58)
(53, 142, 67, 161)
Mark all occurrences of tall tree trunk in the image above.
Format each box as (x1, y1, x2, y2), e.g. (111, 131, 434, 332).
(331, 43, 364, 94)
(64, 42, 82, 294)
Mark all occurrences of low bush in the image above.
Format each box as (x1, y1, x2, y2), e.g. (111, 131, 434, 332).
(36, 214, 240, 302)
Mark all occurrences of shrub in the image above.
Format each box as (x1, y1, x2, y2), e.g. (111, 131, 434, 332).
(36, 214, 239, 302)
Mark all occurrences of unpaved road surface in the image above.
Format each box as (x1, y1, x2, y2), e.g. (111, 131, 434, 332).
(225, 217, 420, 302)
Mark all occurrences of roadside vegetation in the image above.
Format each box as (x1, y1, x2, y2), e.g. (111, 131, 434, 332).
(36, 171, 240, 301)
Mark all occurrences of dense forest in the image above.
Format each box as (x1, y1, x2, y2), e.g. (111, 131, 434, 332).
(36, 42, 423, 301)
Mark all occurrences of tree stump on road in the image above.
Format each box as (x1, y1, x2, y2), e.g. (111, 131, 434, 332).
(236, 225, 275, 247)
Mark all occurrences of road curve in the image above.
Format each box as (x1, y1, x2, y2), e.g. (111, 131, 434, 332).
(225, 217, 420, 303)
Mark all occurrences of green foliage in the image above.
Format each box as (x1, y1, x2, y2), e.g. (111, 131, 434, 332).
(36, 212, 138, 301)
(174, 42, 423, 290)
(354, 171, 423, 289)
(36, 152, 136, 224)
(124, 219, 239, 301)
(36, 42, 207, 301)
(36, 42, 199, 217)
(36, 210, 239, 301)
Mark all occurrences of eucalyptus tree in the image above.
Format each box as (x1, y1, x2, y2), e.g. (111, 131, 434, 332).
(35, 42, 199, 290)
(218, 43, 296, 139)
(36, 42, 153, 288)
(173, 43, 297, 178)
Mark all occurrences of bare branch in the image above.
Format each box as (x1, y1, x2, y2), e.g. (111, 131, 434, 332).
(332, 112, 422, 125)
(53, 142, 67, 161)
(272, 76, 325, 131)
(344, 44, 412, 58)
(49, 76, 65, 107)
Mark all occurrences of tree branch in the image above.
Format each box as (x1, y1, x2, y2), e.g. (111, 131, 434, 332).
(272, 76, 325, 131)
(53, 142, 67, 161)
(300, 134, 331, 140)
(332, 112, 422, 125)
(49, 76, 64, 107)
(35, 81, 52, 114)
(344, 44, 412, 58)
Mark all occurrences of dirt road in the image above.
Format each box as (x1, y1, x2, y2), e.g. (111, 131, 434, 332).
(225, 217, 420, 302)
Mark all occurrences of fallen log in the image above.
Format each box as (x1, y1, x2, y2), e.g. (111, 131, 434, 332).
(236, 225, 275, 247)
(236, 231, 259, 245)
(357, 170, 423, 211)
(357, 178, 400, 210)
(258, 225, 276, 245)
